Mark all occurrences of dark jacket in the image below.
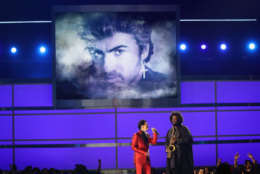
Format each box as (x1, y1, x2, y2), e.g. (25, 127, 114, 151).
(166, 125, 194, 174)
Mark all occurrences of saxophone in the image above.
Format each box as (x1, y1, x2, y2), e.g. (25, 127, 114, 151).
(166, 127, 176, 158)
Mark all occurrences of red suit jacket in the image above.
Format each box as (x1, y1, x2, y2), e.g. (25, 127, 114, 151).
(131, 130, 158, 165)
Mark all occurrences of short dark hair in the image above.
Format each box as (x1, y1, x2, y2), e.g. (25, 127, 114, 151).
(79, 13, 154, 62)
(138, 120, 147, 130)
(170, 111, 183, 124)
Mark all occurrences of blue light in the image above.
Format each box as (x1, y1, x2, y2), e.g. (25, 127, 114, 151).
(38, 45, 47, 55)
(40, 46, 46, 53)
(10, 46, 17, 54)
(220, 43, 227, 51)
(179, 43, 187, 51)
(201, 44, 207, 50)
(248, 42, 256, 51)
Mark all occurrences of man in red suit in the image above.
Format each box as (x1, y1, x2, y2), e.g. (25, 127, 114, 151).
(131, 120, 158, 174)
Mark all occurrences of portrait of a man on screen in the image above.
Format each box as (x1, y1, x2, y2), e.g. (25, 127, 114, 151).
(56, 12, 177, 100)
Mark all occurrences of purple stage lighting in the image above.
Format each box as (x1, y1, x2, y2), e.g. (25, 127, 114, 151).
(10, 46, 17, 54)
(248, 42, 256, 51)
(179, 43, 187, 51)
(201, 44, 207, 50)
(220, 43, 227, 51)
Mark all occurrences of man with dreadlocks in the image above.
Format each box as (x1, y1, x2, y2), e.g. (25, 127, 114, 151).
(166, 112, 194, 174)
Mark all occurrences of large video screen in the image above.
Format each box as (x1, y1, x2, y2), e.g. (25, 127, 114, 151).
(54, 5, 180, 108)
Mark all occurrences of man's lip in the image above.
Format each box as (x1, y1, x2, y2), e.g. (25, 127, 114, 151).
(106, 77, 123, 84)
(106, 75, 123, 83)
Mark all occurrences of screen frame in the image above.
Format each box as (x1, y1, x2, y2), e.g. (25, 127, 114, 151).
(52, 5, 181, 109)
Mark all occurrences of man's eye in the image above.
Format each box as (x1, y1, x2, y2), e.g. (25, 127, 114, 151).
(94, 52, 103, 60)
(114, 49, 124, 56)
(88, 48, 104, 61)
(88, 48, 95, 55)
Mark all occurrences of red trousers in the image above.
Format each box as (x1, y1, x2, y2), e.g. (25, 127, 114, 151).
(135, 158, 151, 174)
(135, 160, 151, 174)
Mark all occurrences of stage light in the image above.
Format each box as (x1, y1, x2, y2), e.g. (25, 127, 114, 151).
(38, 45, 47, 55)
(10, 46, 17, 54)
(39, 46, 46, 53)
(179, 43, 187, 51)
(248, 42, 256, 50)
(201, 44, 207, 50)
(220, 43, 227, 51)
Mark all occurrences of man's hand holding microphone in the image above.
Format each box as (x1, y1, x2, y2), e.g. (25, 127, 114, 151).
(151, 128, 159, 135)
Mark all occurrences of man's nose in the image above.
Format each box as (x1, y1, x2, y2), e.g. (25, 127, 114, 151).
(104, 53, 116, 73)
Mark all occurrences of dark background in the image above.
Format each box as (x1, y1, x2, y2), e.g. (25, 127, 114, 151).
(0, 0, 260, 20)
(0, 0, 260, 81)
(0, 1, 260, 170)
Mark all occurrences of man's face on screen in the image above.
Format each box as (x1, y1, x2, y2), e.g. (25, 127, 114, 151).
(87, 32, 143, 88)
